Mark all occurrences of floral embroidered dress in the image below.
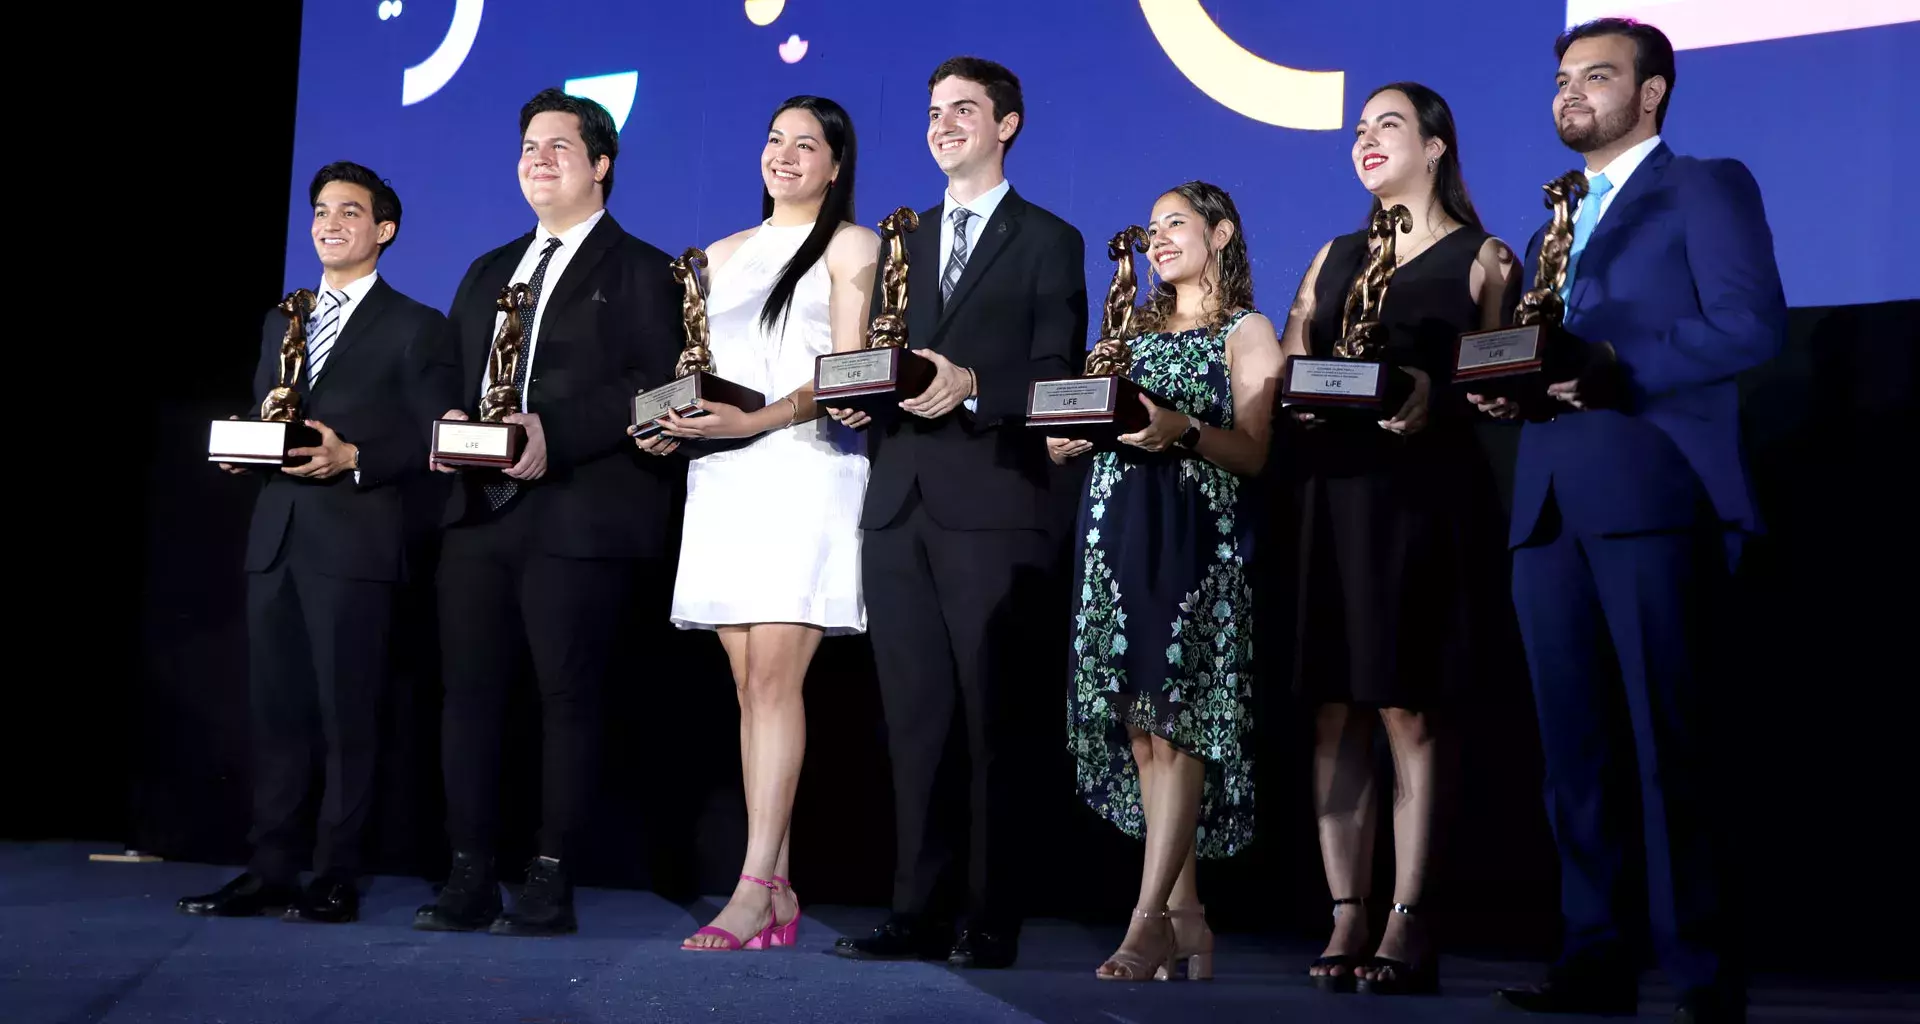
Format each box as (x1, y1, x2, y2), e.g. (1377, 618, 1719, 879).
(1067, 309, 1257, 859)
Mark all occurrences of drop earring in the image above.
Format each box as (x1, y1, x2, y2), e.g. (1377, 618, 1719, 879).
(1427, 156, 1437, 174)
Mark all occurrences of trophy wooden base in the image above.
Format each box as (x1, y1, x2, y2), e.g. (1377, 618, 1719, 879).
(1454, 323, 1614, 421)
(1453, 323, 1585, 397)
(207, 419, 320, 468)
(1280, 357, 1415, 423)
(630, 371, 768, 440)
(431, 419, 526, 468)
(1026, 374, 1157, 444)
(813, 348, 936, 420)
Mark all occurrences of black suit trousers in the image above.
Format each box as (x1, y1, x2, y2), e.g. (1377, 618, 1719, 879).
(246, 520, 397, 883)
(435, 492, 645, 862)
(863, 485, 1053, 927)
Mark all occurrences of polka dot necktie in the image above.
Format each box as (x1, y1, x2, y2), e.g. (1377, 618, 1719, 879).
(484, 237, 563, 512)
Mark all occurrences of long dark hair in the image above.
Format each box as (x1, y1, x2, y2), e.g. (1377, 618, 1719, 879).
(1361, 81, 1483, 233)
(1134, 181, 1254, 334)
(759, 96, 857, 331)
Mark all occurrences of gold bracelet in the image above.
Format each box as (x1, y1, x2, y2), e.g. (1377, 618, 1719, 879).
(784, 394, 800, 427)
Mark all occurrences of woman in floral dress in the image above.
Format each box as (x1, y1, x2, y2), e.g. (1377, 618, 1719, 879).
(1047, 181, 1282, 983)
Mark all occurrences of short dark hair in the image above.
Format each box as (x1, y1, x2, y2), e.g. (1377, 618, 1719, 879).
(1556, 17, 1676, 131)
(928, 56, 1025, 153)
(518, 87, 621, 200)
(309, 161, 401, 253)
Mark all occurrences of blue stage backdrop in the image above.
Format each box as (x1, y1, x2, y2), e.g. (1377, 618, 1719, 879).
(286, 1, 1911, 321)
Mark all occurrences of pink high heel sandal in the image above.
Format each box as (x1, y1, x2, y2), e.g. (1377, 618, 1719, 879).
(768, 875, 802, 947)
(682, 873, 782, 952)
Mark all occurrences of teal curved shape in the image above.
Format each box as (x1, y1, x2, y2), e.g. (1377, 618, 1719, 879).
(564, 71, 639, 132)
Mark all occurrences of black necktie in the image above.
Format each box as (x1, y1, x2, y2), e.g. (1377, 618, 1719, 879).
(485, 236, 564, 511)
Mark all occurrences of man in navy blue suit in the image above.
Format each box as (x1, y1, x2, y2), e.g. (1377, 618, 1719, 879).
(1471, 19, 1784, 1024)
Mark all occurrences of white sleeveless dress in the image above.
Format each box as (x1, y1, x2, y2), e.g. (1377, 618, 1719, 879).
(669, 221, 869, 635)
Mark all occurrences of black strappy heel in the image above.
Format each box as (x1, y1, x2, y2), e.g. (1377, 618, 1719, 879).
(1356, 902, 1441, 996)
(1308, 897, 1367, 993)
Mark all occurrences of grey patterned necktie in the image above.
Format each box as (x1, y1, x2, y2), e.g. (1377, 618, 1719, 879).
(304, 289, 349, 384)
(941, 207, 972, 302)
(484, 236, 563, 512)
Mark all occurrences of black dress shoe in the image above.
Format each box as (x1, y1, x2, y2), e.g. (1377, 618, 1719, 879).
(1493, 974, 1638, 1015)
(283, 873, 359, 924)
(178, 872, 300, 917)
(1674, 987, 1746, 1024)
(489, 856, 576, 937)
(949, 928, 1018, 969)
(833, 915, 956, 960)
(413, 850, 502, 932)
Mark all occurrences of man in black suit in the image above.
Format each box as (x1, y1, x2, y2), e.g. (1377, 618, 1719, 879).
(412, 89, 682, 937)
(180, 162, 452, 924)
(831, 56, 1087, 969)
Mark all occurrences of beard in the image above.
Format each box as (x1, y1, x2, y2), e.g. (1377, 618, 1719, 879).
(1557, 101, 1640, 153)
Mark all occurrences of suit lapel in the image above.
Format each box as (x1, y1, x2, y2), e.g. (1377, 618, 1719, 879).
(935, 191, 1025, 337)
(538, 213, 621, 337)
(309, 278, 393, 393)
(905, 203, 941, 349)
(1571, 143, 1672, 312)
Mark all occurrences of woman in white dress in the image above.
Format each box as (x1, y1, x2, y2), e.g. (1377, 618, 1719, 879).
(631, 95, 876, 952)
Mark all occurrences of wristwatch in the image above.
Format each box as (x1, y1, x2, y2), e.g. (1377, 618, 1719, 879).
(1175, 417, 1201, 450)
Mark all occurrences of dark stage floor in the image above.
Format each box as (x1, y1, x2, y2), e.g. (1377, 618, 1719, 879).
(5, 843, 1914, 1024)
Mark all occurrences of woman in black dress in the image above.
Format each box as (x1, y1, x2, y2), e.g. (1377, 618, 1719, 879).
(1280, 82, 1520, 995)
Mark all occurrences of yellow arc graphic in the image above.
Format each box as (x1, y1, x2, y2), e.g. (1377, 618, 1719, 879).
(1139, 0, 1343, 131)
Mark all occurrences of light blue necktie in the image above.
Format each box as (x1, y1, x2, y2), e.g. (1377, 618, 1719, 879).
(1559, 172, 1613, 305)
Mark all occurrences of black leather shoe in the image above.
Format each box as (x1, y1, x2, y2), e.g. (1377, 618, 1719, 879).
(178, 872, 300, 917)
(413, 850, 502, 932)
(283, 873, 359, 924)
(949, 928, 1019, 969)
(832, 915, 956, 961)
(1494, 975, 1638, 1015)
(489, 856, 576, 937)
(1674, 987, 1746, 1024)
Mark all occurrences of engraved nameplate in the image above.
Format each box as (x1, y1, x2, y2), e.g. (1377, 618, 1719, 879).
(207, 420, 291, 463)
(816, 349, 897, 390)
(632, 375, 700, 426)
(1457, 325, 1542, 372)
(1287, 359, 1383, 397)
(1029, 377, 1116, 416)
(434, 422, 515, 459)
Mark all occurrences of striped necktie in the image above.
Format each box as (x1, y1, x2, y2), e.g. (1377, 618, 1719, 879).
(305, 289, 349, 384)
(941, 207, 972, 303)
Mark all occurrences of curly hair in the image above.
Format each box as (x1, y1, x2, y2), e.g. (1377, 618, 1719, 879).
(1133, 181, 1254, 335)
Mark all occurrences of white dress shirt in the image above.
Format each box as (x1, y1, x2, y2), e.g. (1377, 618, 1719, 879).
(938, 178, 1011, 414)
(479, 207, 607, 409)
(313, 268, 380, 345)
(1578, 134, 1662, 228)
(309, 269, 380, 482)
